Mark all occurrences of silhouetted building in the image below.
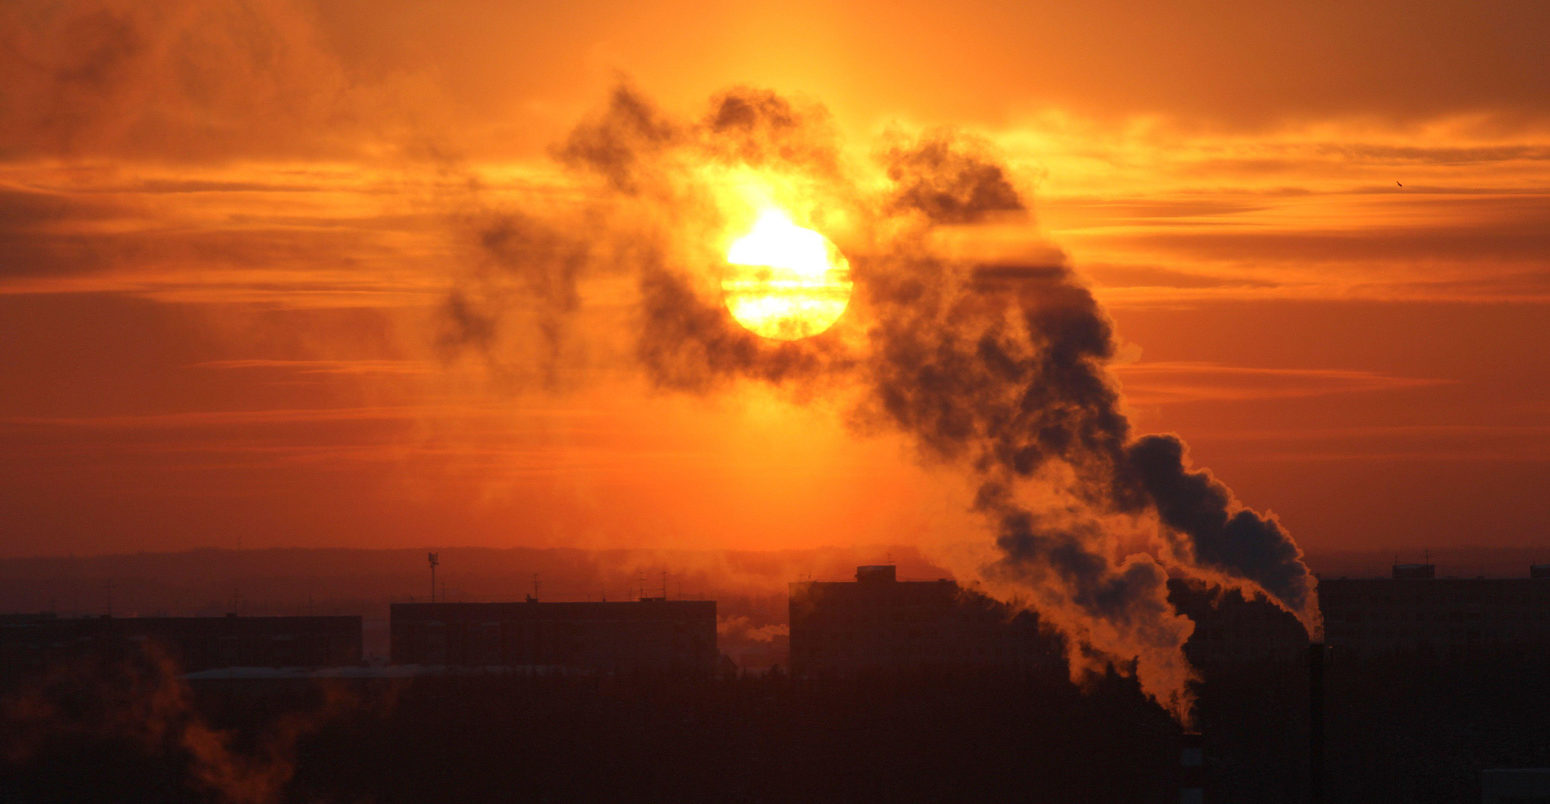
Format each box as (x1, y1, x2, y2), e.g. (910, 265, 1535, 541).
(788, 566, 1061, 676)
(1391, 562, 1436, 580)
(1167, 578, 1310, 668)
(1319, 564, 1550, 661)
(0, 613, 362, 681)
(390, 599, 717, 675)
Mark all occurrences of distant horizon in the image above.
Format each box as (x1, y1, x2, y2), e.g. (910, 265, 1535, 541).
(4, 541, 1547, 575)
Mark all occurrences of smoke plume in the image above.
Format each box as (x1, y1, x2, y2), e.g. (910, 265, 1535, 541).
(441, 84, 1320, 719)
(1, 646, 366, 803)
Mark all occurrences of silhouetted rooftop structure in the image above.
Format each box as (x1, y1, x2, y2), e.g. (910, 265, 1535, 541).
(0, 613, 362, 682)
(788, 566, 1061, 676)
(1319, 565, 1550, 661)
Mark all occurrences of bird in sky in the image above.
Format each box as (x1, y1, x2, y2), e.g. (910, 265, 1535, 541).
(1396, 181, 1403, 187)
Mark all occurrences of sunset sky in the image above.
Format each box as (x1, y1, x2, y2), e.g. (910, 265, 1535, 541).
(3, 0, 1547, 561)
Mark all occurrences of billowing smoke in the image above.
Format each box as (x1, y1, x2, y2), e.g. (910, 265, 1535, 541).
(1, 646, 367, 803)
(883, 132, 1026, 223)
(442, 84, 1319, 719)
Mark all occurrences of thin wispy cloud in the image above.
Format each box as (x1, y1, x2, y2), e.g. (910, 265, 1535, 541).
(1112, 362, 1446, 406)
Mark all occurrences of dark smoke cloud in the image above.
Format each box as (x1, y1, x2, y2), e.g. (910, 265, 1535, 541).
(1126, 434, 1317, 618)
(884, 133, 1027, 223)
(437, 291, 497, 360)
(441, 83, 1319, 718)
(701, 88, 840, 173)
(992, 513, 1183, 635)
(555, 84, 680, 195)
(837, 240, 1211, 711)
(635, 265, 845, 393)
(434, 199, 607, 388)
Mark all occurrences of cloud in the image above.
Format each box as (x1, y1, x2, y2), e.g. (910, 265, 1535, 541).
(1176, 424, 1550, 464)
(0, 0, 421, 162)
(1125, 434, 1315, 624)
(883, 132, 1027, 223)
(1111, 362, 1446, 406)
(962, 112, 1550, 308)
(190, 359, 435, 376)
(1104, 204, 1550, 266)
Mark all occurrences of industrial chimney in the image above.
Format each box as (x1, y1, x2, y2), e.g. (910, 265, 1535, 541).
(1309, 641, 1326, 802)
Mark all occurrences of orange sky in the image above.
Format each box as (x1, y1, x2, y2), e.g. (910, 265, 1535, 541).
(2, 0, 1548, 560)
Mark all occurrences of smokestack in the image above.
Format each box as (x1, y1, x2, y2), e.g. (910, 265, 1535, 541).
(1179, 730, 1205, 803)
(1309, 641, 1325, 803)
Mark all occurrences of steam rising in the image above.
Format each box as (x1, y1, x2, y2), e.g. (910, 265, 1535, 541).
(444, 84, 1320, 718)
(1, 648, 365, 803)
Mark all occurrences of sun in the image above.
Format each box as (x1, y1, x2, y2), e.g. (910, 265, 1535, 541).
(721, 209, 853, 340)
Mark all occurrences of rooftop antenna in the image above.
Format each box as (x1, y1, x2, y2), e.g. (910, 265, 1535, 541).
(532, 573, 540, 602)
(233, 535, 243, 616)
(69, 551, 79, 616)
(428, 552, 439, 602)
(637, 570, 645, 601)
(661, 569, 668, 600)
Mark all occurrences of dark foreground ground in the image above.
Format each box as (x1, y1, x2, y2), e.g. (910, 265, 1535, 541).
(3, 656, 1549, 802)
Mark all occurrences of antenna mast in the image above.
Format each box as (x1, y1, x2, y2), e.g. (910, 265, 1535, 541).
(428, 552, 439, 602)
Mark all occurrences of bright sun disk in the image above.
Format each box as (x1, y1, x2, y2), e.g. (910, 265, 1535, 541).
(721, 209, 853, 340)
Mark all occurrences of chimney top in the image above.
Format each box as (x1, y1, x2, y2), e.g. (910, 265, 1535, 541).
(856, 565, 896, 584)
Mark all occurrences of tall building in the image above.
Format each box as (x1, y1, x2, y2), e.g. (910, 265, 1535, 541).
(0, 613, 362, 682)
(390, 599, 717, 675)
(1319, 564, 1550, 661)
(788, 565, 1061, 676)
